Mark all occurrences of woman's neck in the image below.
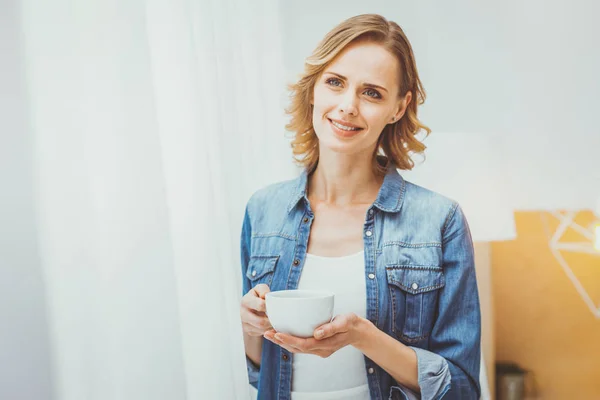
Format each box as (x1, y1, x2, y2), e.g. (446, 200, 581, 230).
(307, 156, 384, 208)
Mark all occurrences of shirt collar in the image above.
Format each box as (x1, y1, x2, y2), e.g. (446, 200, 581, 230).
(286, 163, 406, 214)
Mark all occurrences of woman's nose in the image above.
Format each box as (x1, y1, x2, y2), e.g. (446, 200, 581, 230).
(339, 92, 359, 116)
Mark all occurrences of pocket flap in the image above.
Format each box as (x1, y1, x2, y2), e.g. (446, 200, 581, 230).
(385, 266, 445, 294)
(246, 256, 279, 281)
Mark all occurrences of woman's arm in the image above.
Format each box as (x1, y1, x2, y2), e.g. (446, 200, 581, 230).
(359, 203, 481, 399)
(244, 332, 262, 367)
(422, 203, 480, 399)
(240, 204, 262, 386)
(264, 203, 481, 399)
(353, 318, 420, 393)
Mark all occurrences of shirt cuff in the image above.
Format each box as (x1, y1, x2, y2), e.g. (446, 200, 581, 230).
(389, 383, 420, 400)
(409, 346, 452, 400)
(246, 355, 260, 388)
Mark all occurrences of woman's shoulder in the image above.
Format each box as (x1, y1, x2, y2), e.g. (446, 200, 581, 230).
(403, 179, 459, 210)
(401, 179, 468, 233)
(245, 176, 300, 216)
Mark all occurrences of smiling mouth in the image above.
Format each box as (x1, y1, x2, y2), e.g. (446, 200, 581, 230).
(328, 118, 363, 132)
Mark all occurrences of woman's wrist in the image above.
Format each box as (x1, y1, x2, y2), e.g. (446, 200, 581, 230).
(243, 332, 263, 367)
(350, 317, 421, 393)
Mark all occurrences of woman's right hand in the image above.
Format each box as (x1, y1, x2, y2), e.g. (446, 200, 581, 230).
(240, 284, 273, 337)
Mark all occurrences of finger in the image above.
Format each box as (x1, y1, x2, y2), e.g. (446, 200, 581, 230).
(314, 314, 352, 340)
(243, 324, 263, 337)
(266, 335, 301, 354)
(259, 317, 273, 332)
(251, 297, 267, 313)
(287, 332, 346, 354)
(274, 333, 315, 352)
(243, 294, 267, 313)
(241, 309, 272, 331)
(242, 318, 269, 334)
(263, 329, 277, 340)
(280, 344, 299, 354)
(242, 322, 264, 337)
(271, 333, 342, 357)
(253, 284, 271, 299)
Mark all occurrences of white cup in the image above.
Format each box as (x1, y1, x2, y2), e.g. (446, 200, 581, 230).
(265, 289, 335, 338)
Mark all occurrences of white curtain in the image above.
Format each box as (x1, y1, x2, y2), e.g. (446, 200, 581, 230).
(18, 0, 293, 399)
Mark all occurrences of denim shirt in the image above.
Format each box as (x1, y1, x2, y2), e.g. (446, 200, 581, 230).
(240, 164, 481, 400)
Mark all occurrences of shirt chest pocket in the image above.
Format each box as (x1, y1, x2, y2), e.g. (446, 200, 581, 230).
(246, 255, 279, 289)
(385, 266, 445, 342)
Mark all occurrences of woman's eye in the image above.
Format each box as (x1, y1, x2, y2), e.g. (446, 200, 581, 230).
(365, 88, 381, 99)
(325, 77, 342, 87)
(325, 78, 381, 99)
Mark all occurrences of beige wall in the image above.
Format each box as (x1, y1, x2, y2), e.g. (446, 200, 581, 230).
(492, 211, 600, 399)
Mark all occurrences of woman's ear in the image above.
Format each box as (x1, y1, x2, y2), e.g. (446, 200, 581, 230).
(391, 91, 412, 122)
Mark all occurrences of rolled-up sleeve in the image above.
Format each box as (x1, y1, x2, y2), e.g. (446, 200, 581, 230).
(388, 348, 451, 400)
(246, 355, 260, 388)
(389, 204, 481, 400)
(423, 203, 481, 399)
(411, 347, 452, 399)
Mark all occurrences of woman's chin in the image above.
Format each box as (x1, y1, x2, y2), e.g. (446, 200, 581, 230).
(319, 137, 365, 155)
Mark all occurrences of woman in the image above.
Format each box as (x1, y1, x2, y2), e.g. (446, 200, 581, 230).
(239, 14, 481, 400)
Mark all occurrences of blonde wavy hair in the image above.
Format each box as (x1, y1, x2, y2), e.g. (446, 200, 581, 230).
(285, 14, 431, 176)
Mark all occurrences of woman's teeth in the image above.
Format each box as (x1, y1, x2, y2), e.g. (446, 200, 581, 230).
(331, 120, 361, 131)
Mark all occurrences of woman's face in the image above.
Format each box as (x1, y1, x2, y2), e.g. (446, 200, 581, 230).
(311, 41, 410, 156)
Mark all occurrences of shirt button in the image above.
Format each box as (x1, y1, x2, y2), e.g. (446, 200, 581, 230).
(368, 209, 373, 215)
(365, 230, 372, 237)
(368, 367, 374, 374)
(368, 273, 375, 280)
(251, 270, 257, 277)
(303, 217, 309, 223)
(411, 282, 419, 290)
(293, 259, 300, 266)
(282, 354, 289, 361)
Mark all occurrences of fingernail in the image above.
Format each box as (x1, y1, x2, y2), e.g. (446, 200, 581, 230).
(274, 333, 282, 341)
(315, 329, 324, 338)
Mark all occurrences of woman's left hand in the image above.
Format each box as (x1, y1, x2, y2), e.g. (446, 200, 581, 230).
(263, 313, 366, 358)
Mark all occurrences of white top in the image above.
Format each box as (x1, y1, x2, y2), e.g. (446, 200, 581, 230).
(291, 250, 370, 400)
